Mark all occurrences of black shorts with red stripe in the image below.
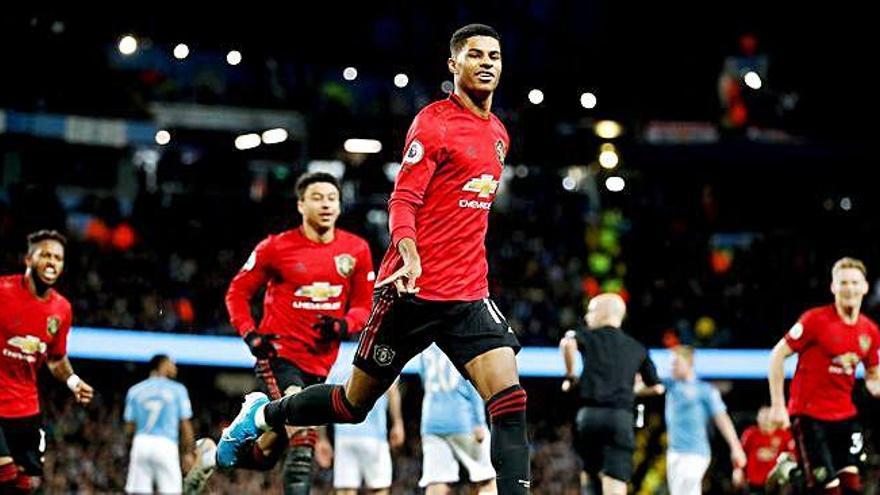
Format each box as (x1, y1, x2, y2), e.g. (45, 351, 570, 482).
(354, 285, 521, 382)
(791, 415, 864, 488)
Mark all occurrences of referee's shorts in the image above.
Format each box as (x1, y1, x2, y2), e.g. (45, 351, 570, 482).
(574, 406, 635, 483)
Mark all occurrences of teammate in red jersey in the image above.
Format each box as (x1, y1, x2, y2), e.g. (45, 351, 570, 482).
(733, 406, 796, 494)
(0, 230, 94, 493)
(198, 172, 374, 495)
(768, 257, 880, 495)
(218, 24, 531, 494)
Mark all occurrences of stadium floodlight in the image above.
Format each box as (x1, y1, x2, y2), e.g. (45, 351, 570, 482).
(744, 71, 762, 90)
(562, 176, 577, 191)
(226, 50, 242, 66)
(441, 80, 454, 94)
(394, 73, 409, 88)
(580, 92, 597, 109)
(599, 143, 620, 169)
(594, 120, 622, 139)
(343, 67, 358, 81)
(605, 176, 625, 192)
(154, 130, 171, 146)
(261, 128, 288, 145)
(840, 197, 852, 211)
(118, 35, 138, 55)
(528, 89, 544, 105)
(344, 138, 382, 154)
(234, 133, 260, 150)
(173, 43, 189, 60)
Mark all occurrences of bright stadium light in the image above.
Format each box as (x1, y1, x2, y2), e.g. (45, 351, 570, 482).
(261, 128, 288, 144)
(580, 92, 597, 109)
(234, 133, 261, 150)
(599, 143, 619, 169)
(528, 89, 544, 105)
(840, 197, 852, 211)
(226, 50, 242, 66)
(595, 120, 622, 139)
(441, 80, 454, 94)
(744, 71, 762, 90)
(605, 176, 626, 192)
(343, 67, 358, 81)
(562, 176, 577, 191)
(344, 138, 382, 154)
(173, 43, 189, 60)
(118, 35, 138, 55)
(154, 130, 171, 145)
(394, 73, 409, 88)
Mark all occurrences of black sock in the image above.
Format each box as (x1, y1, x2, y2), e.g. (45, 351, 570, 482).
(282, 431, 317, 495)
(263, 384, 370, 430)
(488, 384, 530, 494)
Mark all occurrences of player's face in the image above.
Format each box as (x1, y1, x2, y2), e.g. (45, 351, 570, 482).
(671, 354, 691, 379)
(25, 240, 65, 285)
(449, 36, 502, 96)
(298, 182, 341, 230)
(831, 267, 868, 309)
(165, 359, 178, 378)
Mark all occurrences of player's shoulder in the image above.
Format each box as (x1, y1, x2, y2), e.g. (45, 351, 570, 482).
(801, 304, 834, 323)
(416, 98, 458, 122)
(858, 312, 880, 333)
(51, 290, 73, 313)
(334, 228, 370, 247)
(0, 274, 21, 294)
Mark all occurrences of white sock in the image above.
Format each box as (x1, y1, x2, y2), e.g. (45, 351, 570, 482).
(254, 404, 269, 431)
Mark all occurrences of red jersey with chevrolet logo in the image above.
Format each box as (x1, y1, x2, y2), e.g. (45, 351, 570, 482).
(226, 227, 374, 376)
(0, 274, 72, 418)
(378, 93, 510, 301)
(784, 305, 880, 420)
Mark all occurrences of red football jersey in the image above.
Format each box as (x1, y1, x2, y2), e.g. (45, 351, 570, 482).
(378, 93, 510, 301)
(741, 425, 795, 486)
(0, 274, 72, 418)
(784, 305, 880, 420)
(226, 227, 374, 376)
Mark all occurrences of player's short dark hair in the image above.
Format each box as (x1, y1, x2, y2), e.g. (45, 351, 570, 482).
(27, 229, 67, 255)
(149, 354, 171, 371)
(294, 172, 341, 200)
(450, 24, 500, 55)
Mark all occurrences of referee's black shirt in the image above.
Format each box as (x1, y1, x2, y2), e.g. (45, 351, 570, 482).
(575, 326, 660, 409)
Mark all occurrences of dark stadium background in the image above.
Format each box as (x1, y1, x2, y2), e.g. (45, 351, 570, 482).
(2, 2, 879, 493)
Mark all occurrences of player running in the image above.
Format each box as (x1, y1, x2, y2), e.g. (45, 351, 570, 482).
(217, 24, 531, 494)
(0, 230, 94, 494)
(768, 257, 880, 495)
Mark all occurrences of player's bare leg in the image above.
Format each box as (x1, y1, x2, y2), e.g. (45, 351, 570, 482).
(599, 474, 626, 495)
(465, 347, 530, 494)
(473, 479, 497, 494)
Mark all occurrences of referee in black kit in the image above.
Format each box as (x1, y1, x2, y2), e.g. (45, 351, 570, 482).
(559, 293, 664, 495)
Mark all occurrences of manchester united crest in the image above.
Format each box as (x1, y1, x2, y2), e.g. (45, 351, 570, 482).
(495, 140, 506, 165)
(334, 254, 356, 278)
(47, 316, 60, 336)
(859, 334, 872, 354)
